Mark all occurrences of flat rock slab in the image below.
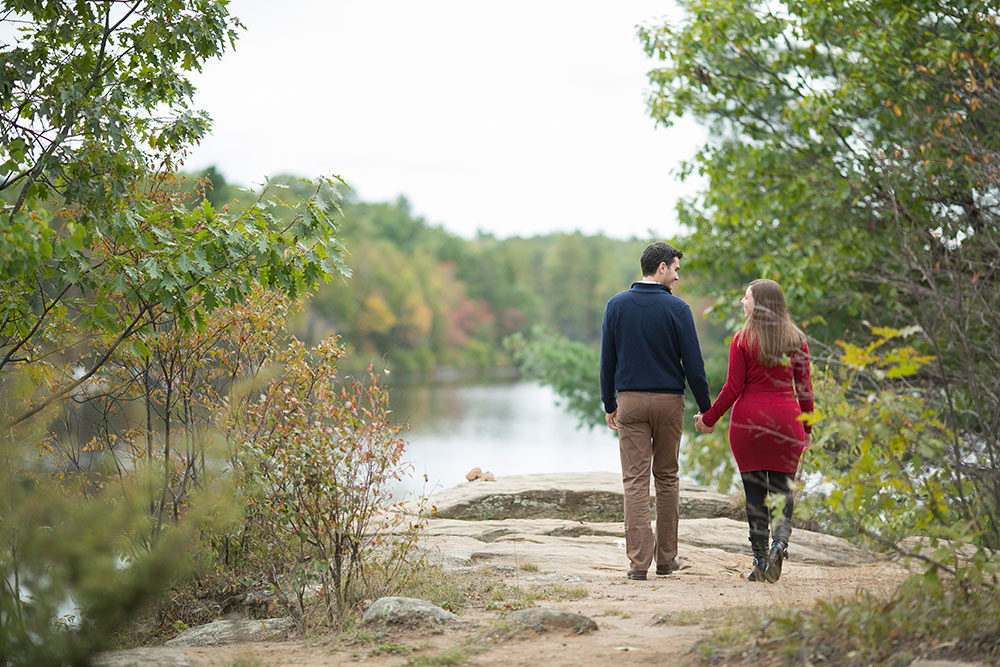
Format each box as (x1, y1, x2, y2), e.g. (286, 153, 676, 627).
(164, 618, 294, 647)
(96, 647, 205, 666)
(510, 608, 598, 634)
(417, 472, 736, 522)
(420, 517, 624, 541)
(416, 517, 875, 571)
(679, 518, 877, 566)
(363, 596, 462, 628)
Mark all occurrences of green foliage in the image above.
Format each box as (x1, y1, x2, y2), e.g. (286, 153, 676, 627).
(0, 2, 354, 662)
(696, 329, 1000, 664)
(641, 0, 1000, 548)
(506, 326, 602, 429)
(269, 191, 646, 374)
(0, 471, 232, 665)
(1, 0, 350, 429)
(1, 1, 242, 223)
(1, 172, 349, 430)
(227, 336, 426, 623)
(696, 569, 1000, 665)
(684, 429, 740, 494)
(184, 172, 654, 378)
(798, 325, 1000, 552)
(640, 0, 1000, 329)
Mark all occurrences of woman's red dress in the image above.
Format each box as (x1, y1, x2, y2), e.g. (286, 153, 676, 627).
(701, 333, 813, 473)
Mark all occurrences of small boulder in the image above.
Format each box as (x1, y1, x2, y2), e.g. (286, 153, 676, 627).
(482, 471, 496, 481)
(465, 467, 483, 481)
(164, 618, 293, 647)
(510, 608, 598, 634)
(362, 596, 461, 628)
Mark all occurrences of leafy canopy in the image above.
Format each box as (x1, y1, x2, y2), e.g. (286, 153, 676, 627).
(640, 0, 1000, 326)
(0, 2, 349, 428)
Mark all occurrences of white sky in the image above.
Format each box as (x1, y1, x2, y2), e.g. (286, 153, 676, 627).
(185, 1, 705, 240)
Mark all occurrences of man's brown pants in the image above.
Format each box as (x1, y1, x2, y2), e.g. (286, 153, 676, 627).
(616, 391, 684, 572)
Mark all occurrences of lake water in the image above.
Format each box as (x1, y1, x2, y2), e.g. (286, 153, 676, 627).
(389, 379, 621, 497)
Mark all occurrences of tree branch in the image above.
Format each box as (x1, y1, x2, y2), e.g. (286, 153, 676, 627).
(10, 301, 156, 427)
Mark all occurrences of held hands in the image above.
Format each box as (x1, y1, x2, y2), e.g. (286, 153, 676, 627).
(694, 413, 714, 434)
(610, 409, 715, 434)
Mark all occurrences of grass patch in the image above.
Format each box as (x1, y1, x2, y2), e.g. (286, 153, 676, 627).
(406, 619, 523, 666)
(481, 581, 589, 611)
(485, 584, 534, 612)
(670, 610, 702, 625)
(333, 623, 387, 659)
(400, 564, 536, 613)
(653, 606, 765, 628)
(399, 565, 477, 613)
(370, 642, 416, 657)
(518, 562, 540, 572)
(530, 584, 588, 601)
(604, 608, 633, 619)
(395, 564, 556, 612)
(653, 610, 703, 626)
(693, 573, 1000, 665)
(407, 647, 470, 665)
(336, 630, 431, 661)
(226, 658, 267, 667)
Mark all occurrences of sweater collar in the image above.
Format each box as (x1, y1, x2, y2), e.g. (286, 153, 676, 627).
(631, 281, 672, 295)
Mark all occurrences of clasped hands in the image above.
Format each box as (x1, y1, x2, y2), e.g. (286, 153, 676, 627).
(693, 413, 714, 434)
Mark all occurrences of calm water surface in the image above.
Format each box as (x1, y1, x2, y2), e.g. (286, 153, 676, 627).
(389, 380, 619, 497)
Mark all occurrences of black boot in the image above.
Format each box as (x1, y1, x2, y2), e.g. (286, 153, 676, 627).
(765, 522, 791, 583)
(747, 534, 770, 582)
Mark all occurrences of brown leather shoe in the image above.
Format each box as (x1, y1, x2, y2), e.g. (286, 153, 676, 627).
(656, 556, 680, 575)
(626, 569, 647, 580)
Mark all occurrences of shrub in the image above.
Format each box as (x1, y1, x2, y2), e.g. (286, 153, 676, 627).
(695, 568, 1000, 665)
(0, 472, 228, 665)
(227, 336, 426, 623)
(694, 326, 1000, 664)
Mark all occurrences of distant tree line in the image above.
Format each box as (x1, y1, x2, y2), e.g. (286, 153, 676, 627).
(190, 170, 683, 375)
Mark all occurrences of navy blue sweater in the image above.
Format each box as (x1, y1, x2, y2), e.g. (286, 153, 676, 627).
(600, 282, 711, 414)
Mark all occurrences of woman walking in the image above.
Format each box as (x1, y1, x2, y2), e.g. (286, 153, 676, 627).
(695, 279, 813, 583)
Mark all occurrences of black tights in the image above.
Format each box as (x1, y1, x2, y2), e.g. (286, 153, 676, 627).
(741, 470, 794, 539)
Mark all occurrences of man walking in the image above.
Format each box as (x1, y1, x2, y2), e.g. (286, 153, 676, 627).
(600, 242, 711, 580)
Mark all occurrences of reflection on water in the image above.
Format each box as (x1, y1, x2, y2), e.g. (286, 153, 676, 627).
(389, 380, 619, 497)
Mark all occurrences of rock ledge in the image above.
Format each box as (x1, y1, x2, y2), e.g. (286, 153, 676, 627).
(418, 472, 736, 522)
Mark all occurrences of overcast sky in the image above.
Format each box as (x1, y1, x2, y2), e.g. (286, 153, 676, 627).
(185, 1, 704, 240)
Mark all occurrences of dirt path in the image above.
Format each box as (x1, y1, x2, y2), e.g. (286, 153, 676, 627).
(180, 535, 909, 666)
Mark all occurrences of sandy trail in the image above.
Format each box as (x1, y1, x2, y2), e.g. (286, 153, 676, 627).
(181, 534, 908, 666)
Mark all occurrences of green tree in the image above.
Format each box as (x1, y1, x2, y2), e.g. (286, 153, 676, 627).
(641, 0, 997, 322)
(1, 0, 241, 222)
(0, 0, 349, 424)
(0, 2, 349, 661)
(640, 0, 1000, 544)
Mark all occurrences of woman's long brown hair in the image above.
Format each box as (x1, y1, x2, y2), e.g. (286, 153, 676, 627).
(739, 279, 806, 366)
